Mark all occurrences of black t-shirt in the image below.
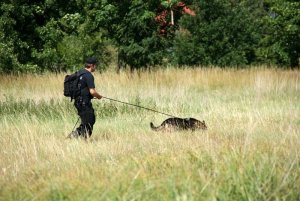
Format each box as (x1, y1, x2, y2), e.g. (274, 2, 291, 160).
(78, 69, 95, 99)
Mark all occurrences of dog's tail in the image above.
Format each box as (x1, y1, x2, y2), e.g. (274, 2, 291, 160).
(150, 122, 159, 131)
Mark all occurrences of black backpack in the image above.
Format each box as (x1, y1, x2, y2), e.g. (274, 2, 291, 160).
(63, 71, 86, 101)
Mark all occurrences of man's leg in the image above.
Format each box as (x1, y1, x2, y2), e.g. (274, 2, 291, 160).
(73, 99, 95, 138)
(77, 108, 95, 138)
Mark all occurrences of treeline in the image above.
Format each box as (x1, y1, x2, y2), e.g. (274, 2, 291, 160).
(0, 0, 299, 73)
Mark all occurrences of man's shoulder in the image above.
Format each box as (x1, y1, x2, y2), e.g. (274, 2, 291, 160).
(77, 68, 88, 74)
(81, 70, 94, 87)
(78, 69, 93, 78)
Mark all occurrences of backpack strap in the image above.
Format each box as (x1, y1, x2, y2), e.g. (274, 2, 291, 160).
(76, 71, 88, 99)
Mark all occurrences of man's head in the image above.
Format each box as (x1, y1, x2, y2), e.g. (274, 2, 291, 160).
(85, 57, 98, 72)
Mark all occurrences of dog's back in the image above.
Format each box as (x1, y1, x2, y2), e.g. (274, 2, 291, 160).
(150, 117, 207, 131)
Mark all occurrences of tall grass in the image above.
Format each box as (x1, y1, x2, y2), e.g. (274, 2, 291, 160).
(0, 67, 299, 200)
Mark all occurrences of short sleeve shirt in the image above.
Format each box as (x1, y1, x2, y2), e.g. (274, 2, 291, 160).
(78, 69, 95, 99)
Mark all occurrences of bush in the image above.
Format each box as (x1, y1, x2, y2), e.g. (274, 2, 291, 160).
(173, 0, 262, 67)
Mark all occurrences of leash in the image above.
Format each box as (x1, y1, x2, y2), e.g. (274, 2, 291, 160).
(72, 117, 80, 131)
(101, 96, 178, 118)
(71, 96, 178, 133)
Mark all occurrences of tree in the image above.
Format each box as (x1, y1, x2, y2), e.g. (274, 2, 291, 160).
(257, 0, 300, 68)
(173, 0, 264, 67)
(1, 0, 298, 73)
(108, 0, 168, 70)
(0, 1, 43, 73)
(0, 0, 114, 73)
(33, 0, 113, 72)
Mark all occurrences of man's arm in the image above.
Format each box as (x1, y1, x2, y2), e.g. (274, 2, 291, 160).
(89, 88, 102, 99)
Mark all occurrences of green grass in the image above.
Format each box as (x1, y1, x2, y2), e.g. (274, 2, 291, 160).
(0, 67, 299, 200)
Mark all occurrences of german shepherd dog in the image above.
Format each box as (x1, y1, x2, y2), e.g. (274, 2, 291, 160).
(150, 117, 207, 132)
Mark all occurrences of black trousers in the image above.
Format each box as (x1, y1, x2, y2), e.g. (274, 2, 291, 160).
(74, 98, 95, 137)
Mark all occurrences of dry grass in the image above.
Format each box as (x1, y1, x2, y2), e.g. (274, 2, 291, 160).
(0, 67, 299, 200)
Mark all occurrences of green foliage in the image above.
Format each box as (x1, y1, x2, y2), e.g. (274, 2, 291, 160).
(112, 0, 167, 69)
(0, 0, 113, 73)
(257, 0, 300, 67)
(161, 0, 180, 8)
(173, 0, 263, 67)
(0, 0, 299, 73)
(32, 0, 113, 72)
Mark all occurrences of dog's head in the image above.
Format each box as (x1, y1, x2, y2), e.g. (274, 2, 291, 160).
(194, 119, 207, 130)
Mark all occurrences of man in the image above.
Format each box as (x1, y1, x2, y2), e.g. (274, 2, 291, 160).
(68, 57, 102, 139)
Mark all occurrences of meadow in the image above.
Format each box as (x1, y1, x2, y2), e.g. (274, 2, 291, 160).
(0, 67, 299, 201)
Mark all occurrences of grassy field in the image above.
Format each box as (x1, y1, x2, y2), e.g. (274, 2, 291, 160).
(0, 67, 299, 201)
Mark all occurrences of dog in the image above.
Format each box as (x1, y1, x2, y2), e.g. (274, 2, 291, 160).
(150, 117, 207, 132)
